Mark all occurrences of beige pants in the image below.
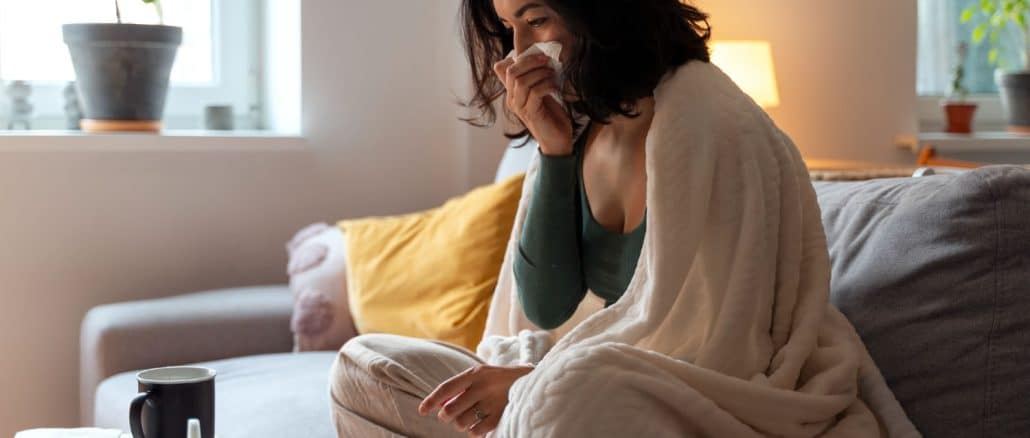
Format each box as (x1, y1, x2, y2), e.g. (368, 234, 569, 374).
(329, 333, 485, 438)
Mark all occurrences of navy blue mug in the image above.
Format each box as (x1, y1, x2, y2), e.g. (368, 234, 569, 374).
(129, 366, 216, 438)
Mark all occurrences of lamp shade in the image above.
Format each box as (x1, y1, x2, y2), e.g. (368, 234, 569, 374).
(710, 41, 781, 108)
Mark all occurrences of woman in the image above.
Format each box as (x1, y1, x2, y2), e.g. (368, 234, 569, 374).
(330, 1, 918, 437)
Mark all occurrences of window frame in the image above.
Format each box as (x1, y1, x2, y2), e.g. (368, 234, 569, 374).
(0, 0, 262, 130)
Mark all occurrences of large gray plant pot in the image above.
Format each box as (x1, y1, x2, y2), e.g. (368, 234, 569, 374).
(62, 23, 182, 132)
(996, 70, 1030, 134)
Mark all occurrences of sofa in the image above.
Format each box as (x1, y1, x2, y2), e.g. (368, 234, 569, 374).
(82, 142, 1030, 437)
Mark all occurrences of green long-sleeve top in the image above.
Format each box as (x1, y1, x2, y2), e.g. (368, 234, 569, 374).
(513, 128, 647, 330)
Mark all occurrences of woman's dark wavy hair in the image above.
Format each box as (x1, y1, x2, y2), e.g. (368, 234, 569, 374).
(460, 0, 711, 142)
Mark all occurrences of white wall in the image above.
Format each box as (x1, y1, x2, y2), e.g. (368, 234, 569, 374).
(698, 0, 919, 164)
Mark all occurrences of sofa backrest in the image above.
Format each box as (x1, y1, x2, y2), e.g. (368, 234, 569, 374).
(814, 166, 1030, 438)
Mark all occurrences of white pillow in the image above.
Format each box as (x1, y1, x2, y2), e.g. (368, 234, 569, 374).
(494, 138, 537, 184)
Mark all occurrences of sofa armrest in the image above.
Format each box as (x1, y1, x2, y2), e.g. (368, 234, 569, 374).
(80, 285, 294, 424)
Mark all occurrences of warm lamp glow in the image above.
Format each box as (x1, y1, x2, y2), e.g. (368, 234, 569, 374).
(710, 41, 781, 108)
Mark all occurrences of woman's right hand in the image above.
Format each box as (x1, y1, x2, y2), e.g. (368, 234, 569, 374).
(494, 55, 573, 156)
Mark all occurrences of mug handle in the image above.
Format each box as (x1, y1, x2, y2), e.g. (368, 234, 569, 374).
(129, 391, 150, 438)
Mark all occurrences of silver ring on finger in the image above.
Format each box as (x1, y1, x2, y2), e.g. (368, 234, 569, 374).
(472, 404, 487, 423)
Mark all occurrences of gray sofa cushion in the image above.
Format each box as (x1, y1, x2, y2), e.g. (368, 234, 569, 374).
(814, 166, 1030, 438)
(95, 352, 337, 438)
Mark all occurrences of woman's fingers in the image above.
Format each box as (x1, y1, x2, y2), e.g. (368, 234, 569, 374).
(510, 67, 556, 109)
(492, 58, 514, 83)
(494, 55, 550, 92)
(438, 385, 484, 423)
(419, 366, 477, 415)
(491, 52, 571, 155)
(468, 411, 501, 437)
(530, 77, 559, 100)
(494, 55, 559, 129)
(451, 403, 483, 431)
(505, 54, 550, 81)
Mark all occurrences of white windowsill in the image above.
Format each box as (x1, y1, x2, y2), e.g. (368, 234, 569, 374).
(0, 130, 307, 151)
(918, 131, 1030, 153)
(915, 94, 1030, 161)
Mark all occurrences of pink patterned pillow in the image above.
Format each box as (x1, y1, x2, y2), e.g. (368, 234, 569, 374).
(285, 223, 358, 351)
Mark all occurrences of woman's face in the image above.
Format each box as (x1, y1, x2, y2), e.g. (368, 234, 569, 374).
(492, 0, 572, 62)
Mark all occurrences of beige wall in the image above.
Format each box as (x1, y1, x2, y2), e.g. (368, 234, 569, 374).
(699, 0, 919, 164)
(300, 0, 473, 218)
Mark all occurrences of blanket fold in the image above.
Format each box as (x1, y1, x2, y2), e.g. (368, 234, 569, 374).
(476, 61, 919, 437)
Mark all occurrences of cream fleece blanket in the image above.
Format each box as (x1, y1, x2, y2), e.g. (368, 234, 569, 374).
(476, 61, 920, 437)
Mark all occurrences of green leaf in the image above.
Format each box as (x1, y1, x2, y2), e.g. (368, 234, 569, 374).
(990, 48, 1000, 64)
(991, 11, 1007, 27)
(973, 22, 989, 43)
(962, 7, 977, 23)
(983, 0, 997, 14)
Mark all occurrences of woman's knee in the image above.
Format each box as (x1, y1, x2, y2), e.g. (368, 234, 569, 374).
(331, 333, 480, 400)
(330, 334, 394, 402)
(340, 333, 402, 356)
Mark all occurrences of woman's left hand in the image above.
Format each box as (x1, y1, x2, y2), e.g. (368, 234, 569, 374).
(418, 364, 534, 437)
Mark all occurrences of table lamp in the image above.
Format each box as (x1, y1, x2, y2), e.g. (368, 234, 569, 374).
(710, 41, 781, 108)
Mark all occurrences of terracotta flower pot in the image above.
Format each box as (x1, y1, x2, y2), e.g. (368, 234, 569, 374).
(942, 102, 978, 134)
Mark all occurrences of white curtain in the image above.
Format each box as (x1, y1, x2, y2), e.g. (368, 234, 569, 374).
(917, 0, 959, 96)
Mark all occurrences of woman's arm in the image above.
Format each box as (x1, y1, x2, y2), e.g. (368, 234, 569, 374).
(513, 148, 587, 330)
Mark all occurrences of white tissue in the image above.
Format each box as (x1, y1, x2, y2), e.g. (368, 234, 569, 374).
(506, 41, 564, 104)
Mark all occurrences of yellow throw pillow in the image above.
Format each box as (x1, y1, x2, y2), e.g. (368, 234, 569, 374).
(337, 173, 525, 351)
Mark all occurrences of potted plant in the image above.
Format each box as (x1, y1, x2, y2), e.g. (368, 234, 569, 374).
(963, 0, 1030, 133)
(943, 42, 978, 134)
(62, 0, 182, 133)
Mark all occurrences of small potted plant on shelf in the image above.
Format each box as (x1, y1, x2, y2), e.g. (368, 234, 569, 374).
(62, 0, 181, 133)
(963, 0, 1030, 133)
(943, 42, 977, 134)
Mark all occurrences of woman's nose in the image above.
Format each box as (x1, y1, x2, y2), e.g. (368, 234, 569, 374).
(513, 30, 534, 55)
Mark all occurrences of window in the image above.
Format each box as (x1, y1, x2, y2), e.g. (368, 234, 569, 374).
(0, 0, 213, 83)
(0, 0, 261, 130)
(916, 0, 1017, 131)
(917, 0, 1002, 96)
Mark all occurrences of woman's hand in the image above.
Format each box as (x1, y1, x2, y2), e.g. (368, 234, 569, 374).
(418, 364, 534, 437)
(494, 55, 573, 156)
